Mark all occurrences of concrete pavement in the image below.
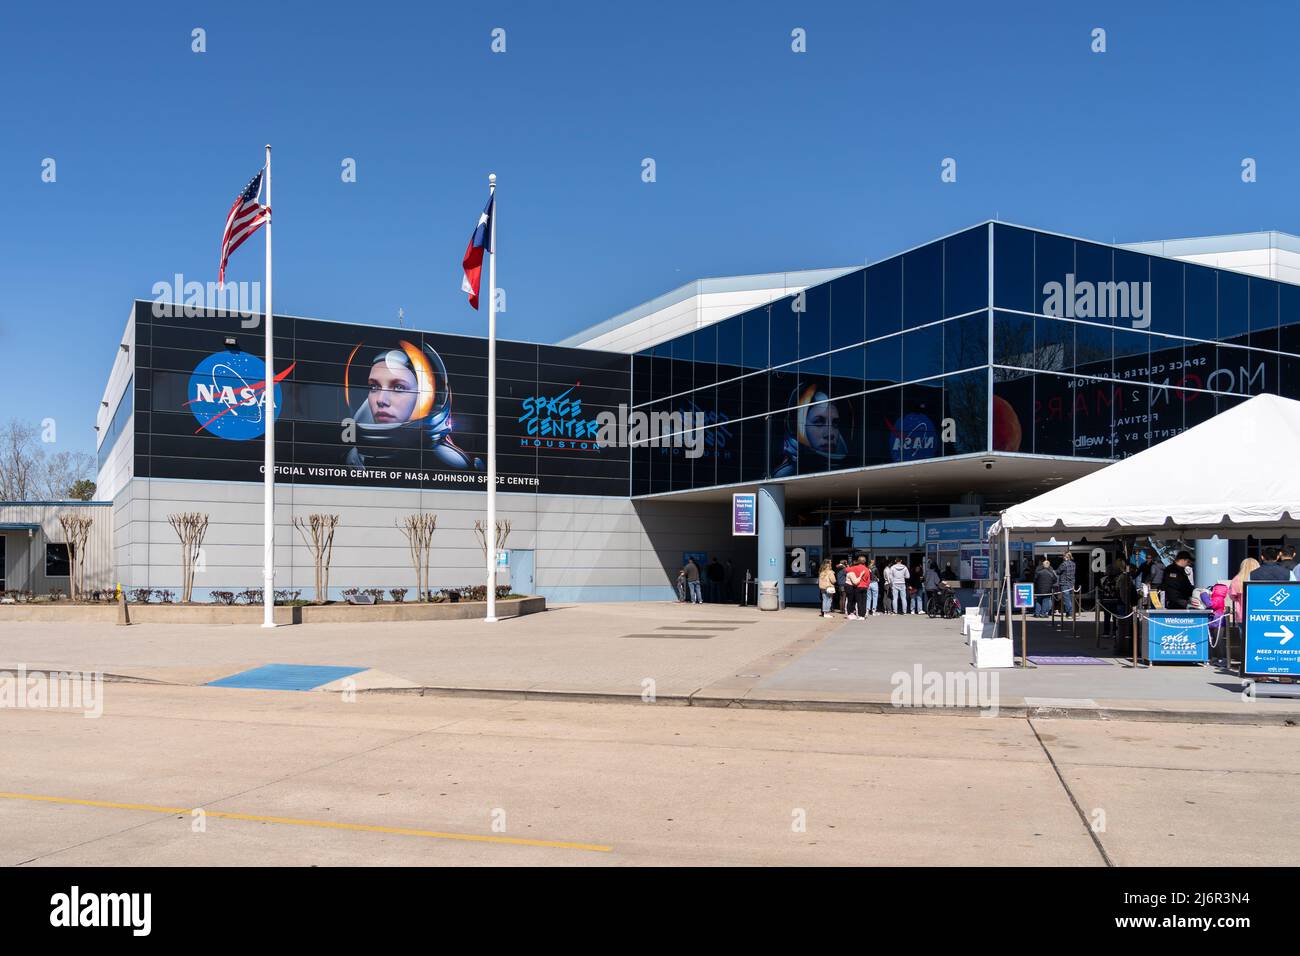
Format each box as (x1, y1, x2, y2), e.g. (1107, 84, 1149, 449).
(4, 682, 1296, 866)
(1, 602, 1296, 723)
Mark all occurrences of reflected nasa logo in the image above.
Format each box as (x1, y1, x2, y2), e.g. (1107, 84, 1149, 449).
(185, 351, 286, 441)
(888, 413, 937, 461)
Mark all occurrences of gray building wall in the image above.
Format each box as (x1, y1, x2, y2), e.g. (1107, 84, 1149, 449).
(0, 502, 114, 596)
(114, 477, 746, 603)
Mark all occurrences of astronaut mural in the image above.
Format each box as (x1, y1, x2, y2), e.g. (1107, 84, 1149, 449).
(342, 338, 482, 472)
(772, 382, 852, 478)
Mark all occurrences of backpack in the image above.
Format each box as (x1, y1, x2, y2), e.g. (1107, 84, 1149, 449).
(1209, 582, 1229, 616)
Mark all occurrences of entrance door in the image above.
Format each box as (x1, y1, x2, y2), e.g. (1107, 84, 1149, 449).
(0, 535, 5, 591)
(509, 549, 534, 596)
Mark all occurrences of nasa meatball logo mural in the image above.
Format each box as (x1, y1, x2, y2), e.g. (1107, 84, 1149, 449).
(185, 350, 291, 440)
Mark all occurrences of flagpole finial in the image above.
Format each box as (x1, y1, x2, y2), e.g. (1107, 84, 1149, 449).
(488, 172, 496, 186)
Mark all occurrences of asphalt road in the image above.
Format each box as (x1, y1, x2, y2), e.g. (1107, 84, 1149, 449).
(2, 683, 1295, 866)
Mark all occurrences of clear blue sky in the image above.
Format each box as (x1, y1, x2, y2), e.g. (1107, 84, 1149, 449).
(2, 0, 1297, 458)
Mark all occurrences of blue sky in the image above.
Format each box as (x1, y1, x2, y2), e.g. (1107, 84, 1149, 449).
(2, 0, 1297, 458)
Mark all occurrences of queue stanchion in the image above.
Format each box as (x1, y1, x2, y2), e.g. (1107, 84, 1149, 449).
(1093, 587, 1101, 648)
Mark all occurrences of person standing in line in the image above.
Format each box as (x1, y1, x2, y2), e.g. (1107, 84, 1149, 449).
(706, 557, 725, 603)
(864, 554, 880, 616)
(818, 558, 836, 618)
(851, 554, 872, 621)
(1033, 557, 1058, 618)
(909, 562, 926, 614)
(1250, 546, 1291, 582)
(1057, 551, 1077, 617)
(1163, 551, 1195, 609)
(1100, 558, 1136, 655)
(1147, 555, 1166, 602)
(835, 559, 849, 615)
(842, 554, 867, 620)
(1228, 557, 1260, 625)
(886, 557, 909, 615)
(682, 558, 702, 604)
(1278, 544, 1298, 580)
(923, 561, 942, 614)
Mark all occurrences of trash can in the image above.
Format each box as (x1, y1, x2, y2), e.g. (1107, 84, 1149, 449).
(757, 580, 780, 611)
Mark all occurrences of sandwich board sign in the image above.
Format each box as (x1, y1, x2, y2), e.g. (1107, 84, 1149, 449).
(1243, 581, 1300, 678)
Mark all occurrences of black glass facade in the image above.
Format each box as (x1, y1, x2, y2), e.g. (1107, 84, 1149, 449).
(633, 223, 1300, 495)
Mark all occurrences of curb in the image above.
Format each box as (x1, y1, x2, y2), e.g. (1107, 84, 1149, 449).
(341, 684, 1300, 727)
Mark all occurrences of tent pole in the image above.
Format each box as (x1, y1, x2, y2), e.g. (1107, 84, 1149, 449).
(1004, 522, 1013, 643)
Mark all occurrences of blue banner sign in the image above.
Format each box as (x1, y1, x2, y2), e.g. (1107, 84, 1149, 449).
(1013, 583, 1034, 609)
(1243, 582, 1300, 677)
(925, 518, 990, 543)
(1143, 610, 1211, 663)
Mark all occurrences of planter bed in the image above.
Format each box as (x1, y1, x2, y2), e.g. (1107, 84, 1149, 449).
(0, 596, 545, 625)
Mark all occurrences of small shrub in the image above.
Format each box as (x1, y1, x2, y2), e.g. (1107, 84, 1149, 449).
(363, 588, 385, 604)
(237, 588, 262, 605)
(211, 591, 236, 606)
(155, 589, 175, 604)
(129, 588, 153, 604)
(48, 587, 65, 602)
(390, 588, 407, 603)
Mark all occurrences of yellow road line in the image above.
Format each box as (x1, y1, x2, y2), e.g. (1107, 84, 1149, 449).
(0, 791, 612, 853)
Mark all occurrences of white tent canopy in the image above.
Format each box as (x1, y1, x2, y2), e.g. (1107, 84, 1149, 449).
(989, 393, 1300, 539)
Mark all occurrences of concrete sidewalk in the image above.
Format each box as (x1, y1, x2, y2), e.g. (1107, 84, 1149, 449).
(1, 602, 1296, 724)
(0, 601, 832, 699)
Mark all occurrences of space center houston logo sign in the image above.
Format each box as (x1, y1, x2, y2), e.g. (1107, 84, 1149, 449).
(517, 384, 602, 450)
(186, 351, 290, 440)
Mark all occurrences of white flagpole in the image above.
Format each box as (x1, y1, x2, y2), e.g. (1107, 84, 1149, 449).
(261, 144, 276, 628)
(485, 172, 498, 623)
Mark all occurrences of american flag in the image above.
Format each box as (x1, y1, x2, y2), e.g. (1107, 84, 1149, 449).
(219, 169, 270, 286)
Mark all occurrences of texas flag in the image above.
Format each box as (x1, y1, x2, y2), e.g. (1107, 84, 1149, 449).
(461, 193, 495, 310)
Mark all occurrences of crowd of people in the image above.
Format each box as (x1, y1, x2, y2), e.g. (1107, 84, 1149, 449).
(675, 556, 743, 604)
(818, 555, 952, 620)
(1090, 543, 1297, 656)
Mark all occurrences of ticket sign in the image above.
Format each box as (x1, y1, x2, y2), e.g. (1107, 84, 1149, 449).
(1243, 582, 1300, 677)
(1143, 610, 1210, 663)
(732, 493, 757, 536)
(1013, 583, 1034, 609)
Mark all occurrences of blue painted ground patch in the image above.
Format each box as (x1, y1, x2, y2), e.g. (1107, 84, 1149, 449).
(206, 663, 367, 691)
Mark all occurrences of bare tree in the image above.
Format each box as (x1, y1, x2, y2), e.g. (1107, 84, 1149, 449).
(38, 450, 97, 500)
(0, 420, 38, 501)
(57, 513, 94, 601)
(473, 519, 512, 583)
(293, 514, 339, 603)
(167, 512, 209, 603)
(0, 420, 96, 502)
(397, 513, 437, 601)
